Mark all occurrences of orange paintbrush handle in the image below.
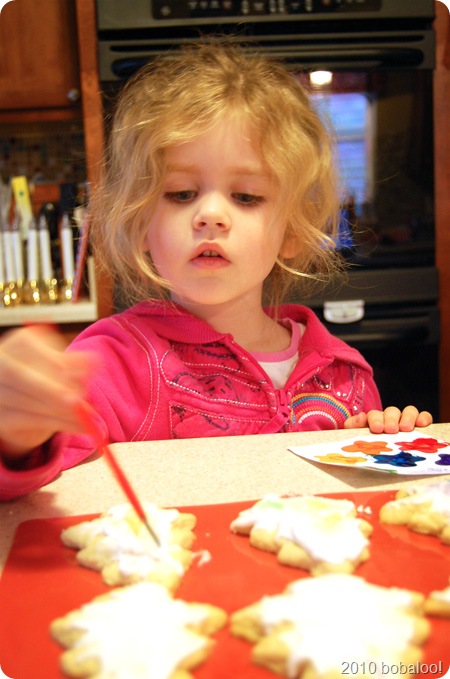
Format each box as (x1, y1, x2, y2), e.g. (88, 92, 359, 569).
(75, 402, 160, 545)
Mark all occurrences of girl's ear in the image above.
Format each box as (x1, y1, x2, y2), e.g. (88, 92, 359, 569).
(279, 232, 301, 260)
(142, 231, 151, 252)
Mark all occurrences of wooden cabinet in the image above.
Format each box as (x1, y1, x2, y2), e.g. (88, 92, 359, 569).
(434, 1, 450, 421)
(75, 0, 112, 320)
(0, 0, 81, 114)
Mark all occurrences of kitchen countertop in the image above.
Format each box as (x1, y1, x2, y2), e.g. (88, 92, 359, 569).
(1, 423, 450, 575)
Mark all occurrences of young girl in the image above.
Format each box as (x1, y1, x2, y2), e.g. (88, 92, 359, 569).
(0, 43, 432, 500)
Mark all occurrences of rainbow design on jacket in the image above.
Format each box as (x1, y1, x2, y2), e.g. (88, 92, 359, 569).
(290, 392, 352, 428)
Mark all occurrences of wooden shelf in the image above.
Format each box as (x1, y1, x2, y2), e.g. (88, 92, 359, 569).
(0, 258, 98, 328)
(0, 299, 97, 327)
(0, 109, 81, 124)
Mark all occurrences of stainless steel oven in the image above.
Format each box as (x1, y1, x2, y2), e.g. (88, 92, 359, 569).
(95, 0, 439, 418)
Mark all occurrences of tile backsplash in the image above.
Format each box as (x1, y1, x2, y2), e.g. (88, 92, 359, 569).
(0, 121, 85, 185)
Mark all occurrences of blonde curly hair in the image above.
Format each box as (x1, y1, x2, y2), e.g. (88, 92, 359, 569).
(90, 40, 344, 308)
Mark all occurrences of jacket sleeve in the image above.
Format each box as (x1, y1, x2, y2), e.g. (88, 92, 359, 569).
(0, 315, 154, 501)
(0, 430, 99, 501)
(0, 437, 63, 501)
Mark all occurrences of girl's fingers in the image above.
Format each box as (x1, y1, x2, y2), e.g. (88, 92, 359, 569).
(366, 405, 433, 434)
(0, 325, 95, 455)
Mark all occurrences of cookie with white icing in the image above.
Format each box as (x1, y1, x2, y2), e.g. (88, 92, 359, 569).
(230, 574, 430, 679)
(61, 503, 197, 590)
(51, 581, 227, 679)
(379, 480, 450, 545)
(230, 494, 372, 575)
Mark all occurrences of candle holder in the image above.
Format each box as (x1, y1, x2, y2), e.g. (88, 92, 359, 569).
(60, 278, 74, 302)
(23, 279, 41, 305)
(40, 278, 59, 304)
(2, 282, 22, 307)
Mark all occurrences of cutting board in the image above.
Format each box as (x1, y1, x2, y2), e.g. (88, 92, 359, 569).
(0, 491, 449, 679)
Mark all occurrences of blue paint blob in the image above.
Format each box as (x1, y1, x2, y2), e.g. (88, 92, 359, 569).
(372, 451, 426, 467)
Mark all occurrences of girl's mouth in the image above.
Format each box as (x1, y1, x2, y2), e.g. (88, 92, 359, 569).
(191, 247, 229, 269)
(198, 250, 221, 258)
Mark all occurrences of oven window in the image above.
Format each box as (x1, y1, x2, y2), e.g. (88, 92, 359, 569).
(297, 69, 434, 269)
(313, 91, 371, 210)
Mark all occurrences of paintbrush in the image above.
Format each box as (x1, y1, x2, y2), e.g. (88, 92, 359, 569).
(75, 402, 160, 546)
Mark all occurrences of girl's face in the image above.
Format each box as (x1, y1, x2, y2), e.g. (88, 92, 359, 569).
(144, 116, 292, 317)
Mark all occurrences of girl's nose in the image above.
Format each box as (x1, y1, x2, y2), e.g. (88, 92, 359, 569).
(192, 193, 231, 232)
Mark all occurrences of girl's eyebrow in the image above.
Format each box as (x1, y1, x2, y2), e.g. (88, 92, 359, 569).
(165, 163, 270, 178)
(233, 167, 270, 179)
(165, 163, 197, 175)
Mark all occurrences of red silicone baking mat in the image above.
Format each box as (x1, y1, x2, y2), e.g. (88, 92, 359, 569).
(0, 491, 449, 679)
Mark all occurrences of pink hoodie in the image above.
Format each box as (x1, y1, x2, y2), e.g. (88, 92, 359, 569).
(0, 301, 381, 500)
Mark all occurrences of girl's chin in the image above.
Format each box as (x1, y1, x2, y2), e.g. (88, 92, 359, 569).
(170, 280, 264, 313)
(171, 296, 236, 311)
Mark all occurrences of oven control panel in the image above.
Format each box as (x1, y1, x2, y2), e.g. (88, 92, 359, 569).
(152, 0, 381, 19)
(97, 0, 435, 30)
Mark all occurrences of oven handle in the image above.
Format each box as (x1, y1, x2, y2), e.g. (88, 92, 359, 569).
(110, 46, 425, 78)
(280, 47, 426, 68)
(327, 311, 439, 346)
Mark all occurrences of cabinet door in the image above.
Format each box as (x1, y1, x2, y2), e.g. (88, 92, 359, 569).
(0, 0, 80, 110)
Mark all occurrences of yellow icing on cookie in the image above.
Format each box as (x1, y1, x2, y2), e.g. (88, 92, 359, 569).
(315, 453, 368, 465)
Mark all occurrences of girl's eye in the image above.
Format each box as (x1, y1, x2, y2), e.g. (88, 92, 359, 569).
(233, 193, 265, 206)
(164, 190, 197, 204)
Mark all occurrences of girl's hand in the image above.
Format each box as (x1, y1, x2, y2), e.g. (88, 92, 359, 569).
(344, 406, 433, 434)
(0, 325, 94, 461)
